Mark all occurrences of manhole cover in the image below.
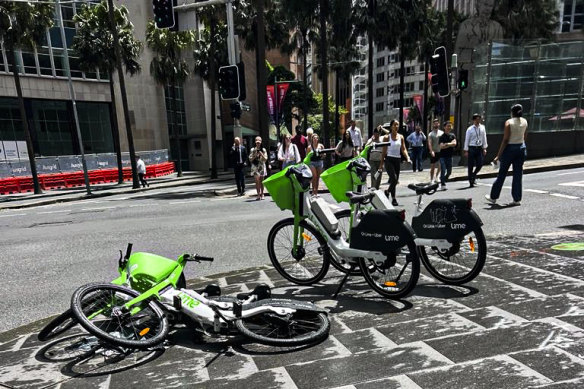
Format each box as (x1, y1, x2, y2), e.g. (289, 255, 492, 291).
(551, 242, 584, 251)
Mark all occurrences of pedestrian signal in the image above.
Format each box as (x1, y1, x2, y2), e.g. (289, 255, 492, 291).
(431, 46, 450, 97)
(152, 0, 175, 29)
(218, 65, 240, 100)
(458, 69, 469, 90)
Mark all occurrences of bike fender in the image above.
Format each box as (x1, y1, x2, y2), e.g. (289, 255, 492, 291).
(242, 298, 327, 313)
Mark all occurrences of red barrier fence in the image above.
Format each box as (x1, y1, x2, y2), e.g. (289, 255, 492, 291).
(0, 162, 175, 195)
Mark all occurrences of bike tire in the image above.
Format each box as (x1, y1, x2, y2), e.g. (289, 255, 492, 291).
(419, 227, 487, 285)
(235, 307, 329, 346)
(331, 209, 364, 275)
(267, 218, 330, 285)
(359, 240, 420, 299)
(38, 309, 77, 342)
(71, 283, 168, 350)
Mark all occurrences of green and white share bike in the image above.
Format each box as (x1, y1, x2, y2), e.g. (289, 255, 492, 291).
(263, 152, 420, 299)
(39, 244, 330, 354)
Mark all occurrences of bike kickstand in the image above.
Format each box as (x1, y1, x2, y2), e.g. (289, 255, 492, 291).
(332, 264, 355, 299)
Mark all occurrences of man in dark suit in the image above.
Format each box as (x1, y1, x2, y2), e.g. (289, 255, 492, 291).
(229, 137, 248, 196)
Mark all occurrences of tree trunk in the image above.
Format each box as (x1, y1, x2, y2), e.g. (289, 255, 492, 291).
(9, 47, 41, 194)
(320, 0, 329, 150)
(108, 0, 139, 188)
(209, 17, 218, 179)
(334, 73, 340, 142)
(399, 42, 405, 131)
(108, 74, 123, 184)
(423, 59, 429, 134)
(302, 33, 308, 131)
(367, 34, 373, 139)
(169, 78, 183, 177)
(255, 0, 269, 145)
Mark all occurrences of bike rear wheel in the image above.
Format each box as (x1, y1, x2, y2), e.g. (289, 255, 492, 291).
(419, 227, 487, 285)
(267, 218, 330, 285)
(359, 240, 420, 299)
(71, 283, 168, 349)
(236, 307, 329, 346)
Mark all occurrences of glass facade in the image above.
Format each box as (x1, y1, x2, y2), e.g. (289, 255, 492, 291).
(164, 84, 187, 137)
(0, 1, 107, 81)
(471, 40, 584, 134)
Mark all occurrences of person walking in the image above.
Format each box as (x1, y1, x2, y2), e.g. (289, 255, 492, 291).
(249, 136, 268, 200)
(307, 133, 324, 197)
(485, 104, 528, 206)
(335, 129, 355, 163)
(427, 119, 443, 183)
(278, 134, 301, 169)
(378, 120, 411, 206)
(347, 119, 363, 153)
(229, 137, 248, 196)
(365, 127, 384, 189)
(464, 113, 488, 187)
(406, 125, 426, 172)
(438, 121, 457, 191)
(136, 155, 149, 188)
(291, 125, 308, 160)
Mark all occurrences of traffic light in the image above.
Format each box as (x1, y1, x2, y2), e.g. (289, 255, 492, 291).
(218, 65, 240, 100)
(237, 62, 246, 101)
(431, 46, 450, 97)
(152, 0, 175, 29)
(230, 102, 242, 119)
(458, 69, 469, 90)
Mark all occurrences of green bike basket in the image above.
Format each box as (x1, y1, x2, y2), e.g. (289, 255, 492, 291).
(321, 160, 353, 203)
(263, 167, 294, 210)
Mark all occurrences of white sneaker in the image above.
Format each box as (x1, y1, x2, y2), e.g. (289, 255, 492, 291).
(509, 200, 521, 206)
(440, 184, 447, 191)
(485, 194, 496, 204)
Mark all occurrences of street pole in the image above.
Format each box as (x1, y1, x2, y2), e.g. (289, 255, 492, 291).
(275, 82, 279, 142)
(56, 0, 91, 196)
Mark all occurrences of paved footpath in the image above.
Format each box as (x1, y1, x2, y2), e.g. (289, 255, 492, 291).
(1, 231, 584, 388)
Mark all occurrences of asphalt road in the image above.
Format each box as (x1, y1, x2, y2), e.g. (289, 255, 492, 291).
(0, 167, 583, 332)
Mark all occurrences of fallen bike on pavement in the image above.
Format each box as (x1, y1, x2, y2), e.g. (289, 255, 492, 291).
(39, 244, 330, 353)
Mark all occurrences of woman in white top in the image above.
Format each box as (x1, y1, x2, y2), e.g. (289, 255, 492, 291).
(485, 104, 528, 206)
(249, 136, 268, 200)
(378, 120, 411, 206)
(278, 135, 301, 169)
(307, 134, 325, 197)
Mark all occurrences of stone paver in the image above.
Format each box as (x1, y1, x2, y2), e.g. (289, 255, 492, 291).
(2, 233, 584, 388)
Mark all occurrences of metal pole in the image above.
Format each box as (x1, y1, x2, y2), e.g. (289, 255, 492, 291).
(56, 0, 91, 195)
(275, 82, 280, 142)
(225, 0, 236, 66)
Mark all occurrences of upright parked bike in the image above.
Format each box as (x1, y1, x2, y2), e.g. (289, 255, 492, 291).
(263, 154, 419, 299)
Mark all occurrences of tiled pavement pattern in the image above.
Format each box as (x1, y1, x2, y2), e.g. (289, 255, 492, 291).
(1, 232, 584, 388)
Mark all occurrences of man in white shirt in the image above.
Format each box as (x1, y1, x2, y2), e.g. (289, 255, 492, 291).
(136, 155, 149, 188)
(347, 120, 363, 152)
(464, 113, 489, 187)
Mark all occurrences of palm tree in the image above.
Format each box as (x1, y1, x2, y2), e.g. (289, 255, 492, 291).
(146, 22, 196, 177)
(72, 1, 142, 184)
(494, 0, 559, 44)
(0, 2, 54, 194)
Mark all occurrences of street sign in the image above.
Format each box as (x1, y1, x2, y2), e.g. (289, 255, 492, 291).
(240, 102, 251, 112)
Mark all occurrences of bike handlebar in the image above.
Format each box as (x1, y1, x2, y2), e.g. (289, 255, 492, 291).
(191, 254, 214, 262)
(124, 243, 133, 260)
(314, 148, 336, 156)
(370, 141, 390, 149)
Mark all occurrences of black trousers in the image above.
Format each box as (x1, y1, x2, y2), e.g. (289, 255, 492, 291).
(234, 164, 246, 194)
(467, 146, 484, 184)
(384, 157, 401, 199)
(138, 173, 148, 187)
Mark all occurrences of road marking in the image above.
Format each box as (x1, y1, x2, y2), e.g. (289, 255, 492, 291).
(557, 171, 584, 176)
(168, 200, 201, 205)
(549, 193, 580, 200)
(525, 189, 549, 194)
(38, 209, 71, 214)
(559, 180, 584, 187)
(0, 213, 26, 218)
(80, 206, 117, 211)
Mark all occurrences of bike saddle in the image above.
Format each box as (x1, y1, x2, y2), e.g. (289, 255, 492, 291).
(407, 182, 439, 195)
(345, 191, 375, 205)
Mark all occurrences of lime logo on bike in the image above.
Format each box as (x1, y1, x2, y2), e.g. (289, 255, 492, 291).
(178, 292, 200, 309)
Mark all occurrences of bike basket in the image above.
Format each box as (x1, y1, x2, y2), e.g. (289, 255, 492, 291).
(263, 167, 294, 210)
(321, 160, 353, 203)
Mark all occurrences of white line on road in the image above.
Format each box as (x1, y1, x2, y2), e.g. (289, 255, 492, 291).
(549, 193, 580, 200)
(558, 180, 584, 187)
(168, 200, 201, 205)
(0, 213, 27, 218)
(557, 171, 584, 176)
(80, 206, 117, 211)
(38, 210, 71, 214)
(525, 189, 549, 194)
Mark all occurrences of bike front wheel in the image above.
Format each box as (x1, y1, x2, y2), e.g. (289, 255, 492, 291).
(236, 307, 329, 346)
(267, 218, 330, 285)
(359, 240, 420, 299)
(419, 227, 487, 285)
(71, 283, 168, 349)
(38, 309, 77, 342)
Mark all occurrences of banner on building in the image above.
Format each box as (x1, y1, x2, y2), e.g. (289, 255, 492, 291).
(266, 85, 276, 124)
(413, 94, 423, 117)
(276, 83, 290, 113)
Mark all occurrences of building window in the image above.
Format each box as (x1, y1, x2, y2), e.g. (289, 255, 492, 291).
(562, 0, 584, 33)
(419, 81, 424, 90)
(0, 98, 24, 145)
(376, 72, 385, 82)
(376, 87, 384, 97)
(165, 84, 187, 137)
(375, 102, 384, 112)
(376, 57, 385, 67)
(31, 100, 74, 156)
(77, 102, 114, 154)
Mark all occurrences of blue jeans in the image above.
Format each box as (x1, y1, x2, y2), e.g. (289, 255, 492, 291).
(411, 146, 423, 172)
(467, 146, 484, 184)
(490, 144, 526, 202)
(439, 157, 452, 185)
